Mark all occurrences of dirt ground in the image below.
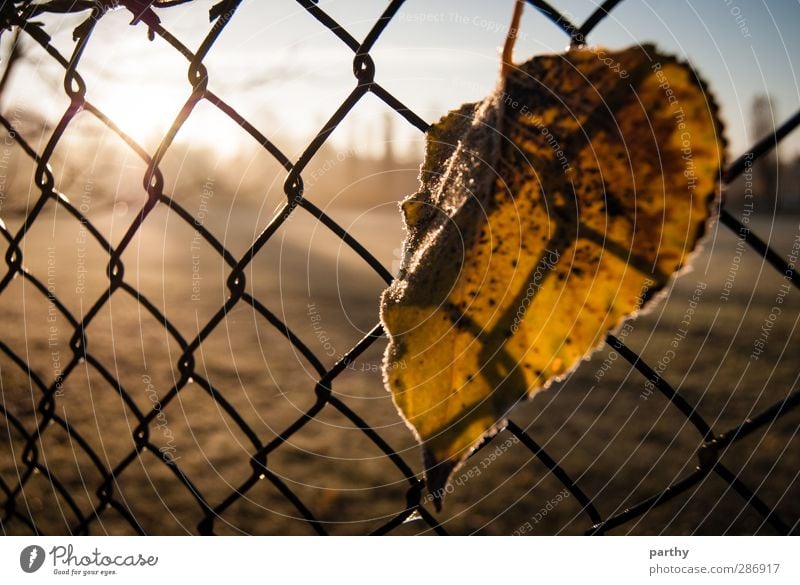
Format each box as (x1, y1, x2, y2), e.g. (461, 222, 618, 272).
(1, 196, 798, 535)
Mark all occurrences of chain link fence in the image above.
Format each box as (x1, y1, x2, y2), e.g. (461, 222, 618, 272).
(0, 0, 798, 535)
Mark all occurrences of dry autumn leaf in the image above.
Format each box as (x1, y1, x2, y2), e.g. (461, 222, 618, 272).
(380, 4, 725, 508)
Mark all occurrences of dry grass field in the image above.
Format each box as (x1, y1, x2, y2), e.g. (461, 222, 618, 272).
(1, 179, 798, 535)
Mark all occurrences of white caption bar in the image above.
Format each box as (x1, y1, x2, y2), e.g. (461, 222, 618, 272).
(1, 536, 796, 584)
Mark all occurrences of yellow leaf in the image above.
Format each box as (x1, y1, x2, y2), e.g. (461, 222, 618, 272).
(380, 43, 725, 507)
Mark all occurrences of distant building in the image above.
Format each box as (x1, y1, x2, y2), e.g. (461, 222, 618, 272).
(723, 95, 799, 215)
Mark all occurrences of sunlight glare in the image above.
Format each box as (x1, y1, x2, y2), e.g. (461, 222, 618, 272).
(96, 86, 243, 155)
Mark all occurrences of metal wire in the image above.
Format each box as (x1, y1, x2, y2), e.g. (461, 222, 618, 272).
(0, 0, 798, 536)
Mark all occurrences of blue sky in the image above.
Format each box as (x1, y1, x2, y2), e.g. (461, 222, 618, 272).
(7, 0, 799, 162)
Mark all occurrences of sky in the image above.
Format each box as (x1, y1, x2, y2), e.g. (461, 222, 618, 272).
(2, 0, 799, 163)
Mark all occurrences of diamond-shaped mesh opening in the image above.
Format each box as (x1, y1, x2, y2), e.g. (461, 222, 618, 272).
(119, 203, 233, 335)
(134, 376, 260, 504)
(79, 293, 184, 416)
(108, 449, 206, 535)
(49, 370, 140, 473)
(243, 212, 388, 364)
(46, 112, 150, 226)
(192, 308, 320, 439)
(265, 406, 413, 534)
(210, 476, 322, 536)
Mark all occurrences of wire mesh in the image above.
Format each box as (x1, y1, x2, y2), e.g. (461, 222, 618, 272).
(0, 0, 798, 536)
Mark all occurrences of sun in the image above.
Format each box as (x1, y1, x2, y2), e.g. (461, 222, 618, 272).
(93, 84, 242, 155)
(92, 84, 177, 146)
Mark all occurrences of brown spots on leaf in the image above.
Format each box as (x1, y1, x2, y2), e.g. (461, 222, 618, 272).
(380, 42, 724, 502)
